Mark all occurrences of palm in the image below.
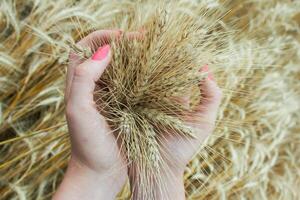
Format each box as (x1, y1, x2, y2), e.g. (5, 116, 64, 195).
(159, 79, 222, 175)
(66, 106, 127, 174)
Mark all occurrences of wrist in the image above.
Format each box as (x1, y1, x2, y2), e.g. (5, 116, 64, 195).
(69, 157, 126, 191)
(158, 168, 185, 200)
(129, 165, 185, 200)
(53, 158, 126, 200)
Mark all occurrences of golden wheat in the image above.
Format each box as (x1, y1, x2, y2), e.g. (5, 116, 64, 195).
(0, 0, 299, 199)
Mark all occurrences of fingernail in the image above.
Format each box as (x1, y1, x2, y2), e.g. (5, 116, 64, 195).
(201, 64, 214, 81)
(92, 45, 110, 61)
(201, 64, 209, 72)
(208, 73, 214, 81)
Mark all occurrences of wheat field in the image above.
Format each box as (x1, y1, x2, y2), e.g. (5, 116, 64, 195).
(0, 0, 300, 199)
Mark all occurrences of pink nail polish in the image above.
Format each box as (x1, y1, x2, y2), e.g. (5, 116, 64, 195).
(92, 45, 110, 61)
(201, 64, 209, 72)
(208, 73, 214, 81)
(201, 64, 214, 81)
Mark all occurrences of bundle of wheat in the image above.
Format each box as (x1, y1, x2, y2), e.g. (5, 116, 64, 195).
(0, 0, 299, 199)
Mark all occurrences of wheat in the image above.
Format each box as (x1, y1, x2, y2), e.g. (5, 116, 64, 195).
(138, 107, 197, 139)
(0, 0, 300, 199)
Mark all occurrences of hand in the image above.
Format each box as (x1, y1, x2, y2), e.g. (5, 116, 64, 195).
(162, 65, 222, 172)
(54, 30, 128, 200)
(54, 28, 222, 200)
(129, 65, 222, 200)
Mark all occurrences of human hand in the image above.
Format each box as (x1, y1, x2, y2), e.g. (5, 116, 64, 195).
(129, 65, 222, 200)
(162, 65, 222, 173)
(54, 29, 222, 200)
(54, 30, 130, 200)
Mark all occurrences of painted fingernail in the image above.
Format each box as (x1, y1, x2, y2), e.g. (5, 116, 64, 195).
(92, 45, 110, 61)
(208, 73, 214, 81)
(201, 64, 214, 81)
(201, 64, 209, 72)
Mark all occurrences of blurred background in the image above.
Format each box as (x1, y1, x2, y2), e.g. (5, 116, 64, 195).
(0, 0, 299, 199)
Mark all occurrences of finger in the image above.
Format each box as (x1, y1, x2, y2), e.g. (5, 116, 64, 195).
(67, 45, 111, 111)
(192, 65, 222, 122)
(65, 30, 121, 103)
(77, 29, 122, 49)
(65, 30, 144, 103)
(194, 78, 222, 123)
(125, 31, 144, 40)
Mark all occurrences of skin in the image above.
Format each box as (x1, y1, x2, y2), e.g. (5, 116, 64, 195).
(53, 30, 222, 200)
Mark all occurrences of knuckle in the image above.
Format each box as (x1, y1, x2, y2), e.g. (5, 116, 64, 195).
(69, 51, 78, 61)
(74, 64, 89, 77)
(76, 103, 93, 113)
(66, 100, 94, 119)
(65, 101, 76, 118)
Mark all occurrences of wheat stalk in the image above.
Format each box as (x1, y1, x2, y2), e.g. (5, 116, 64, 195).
(1, 0, 300, 199)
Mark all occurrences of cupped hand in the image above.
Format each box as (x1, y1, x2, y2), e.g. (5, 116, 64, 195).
(161, 66, 222, 174)
(129, 65, 222, 200)
(55, 29, 222, 200)
(55, 30, 140, 200)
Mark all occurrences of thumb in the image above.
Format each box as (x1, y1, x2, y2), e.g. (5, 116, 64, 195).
(194, 65, 222, 123)
(67, 45, 111, 108)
